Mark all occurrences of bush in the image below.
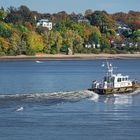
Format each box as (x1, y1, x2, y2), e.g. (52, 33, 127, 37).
(60, 46, 68, 54)
(102, 48, 111, 53)
(81, 48, 92, 53)
(110, 49, 117, 54)
(0, 51, 5, 56)
(8, 49, 17, 55)
(115, 49, 128, 54)
(16, 25, 29, 33)
(26, 47, 36, 55)
(91, 48, 100, 54)
(50, 47, 57, 54)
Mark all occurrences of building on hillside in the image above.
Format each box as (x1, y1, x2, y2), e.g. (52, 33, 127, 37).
(36, 19, 52, 30)
(116, 21, 132, 36)
(85, 43, 100, 49)
(71, 14, 90, 25)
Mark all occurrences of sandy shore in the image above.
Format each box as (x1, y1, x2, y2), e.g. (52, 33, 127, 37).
(0, 53, 140, 61)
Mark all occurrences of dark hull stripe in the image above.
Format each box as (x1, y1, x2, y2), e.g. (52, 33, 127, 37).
(88, 85, 139, 95)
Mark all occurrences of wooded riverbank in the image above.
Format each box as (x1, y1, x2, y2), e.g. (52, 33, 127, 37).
(0, 53, 140, 61)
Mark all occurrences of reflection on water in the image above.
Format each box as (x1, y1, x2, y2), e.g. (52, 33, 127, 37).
(105, 95, 132, 105)
(90, 89, 140, 105)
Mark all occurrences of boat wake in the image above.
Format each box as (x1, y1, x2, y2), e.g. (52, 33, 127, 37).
(0, 89, 139, 108)
(0, 90, 94, 106)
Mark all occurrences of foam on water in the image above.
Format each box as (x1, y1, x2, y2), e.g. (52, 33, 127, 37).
(0, 90, 93, 106)
(89, 89, 140, 105)
(89, 92, 99, 102)
(0, 89, 139, 107)
(16, 106, 24, 112)
(35, 60, 44, 63)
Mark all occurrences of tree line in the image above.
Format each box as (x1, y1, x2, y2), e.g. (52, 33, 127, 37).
(0, 5, 140, 56)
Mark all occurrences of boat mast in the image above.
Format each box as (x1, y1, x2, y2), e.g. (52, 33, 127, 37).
(106, 61, 113, 76)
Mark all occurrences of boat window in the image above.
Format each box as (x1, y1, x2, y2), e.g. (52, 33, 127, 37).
(125, 78, 128, 81)
(111, 77, 114, 82)
(104, 77, 107, 81)
(104, 76, 114, 83)
(122, 78, 125, 81)
(117, 78, 121, 82)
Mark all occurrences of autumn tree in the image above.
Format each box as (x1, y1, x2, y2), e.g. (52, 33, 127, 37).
(5, 5, 36, 25)
(84, 9, 93, 17)
(88, 26, 101, 44)
(100, 35, 111, 52)
(18, 5, 36, 25)
(0, 22, 12, 38)
(129, 21, 140, 31)
(51, 11, 69, 22)
(43, 31, 55, 53)
(26, 31, 44, 55)
(8, 32, 21, 55)
(89, 11, 116, 33)
(63, 30, 84, 54)
(0, 7, 7, 21)
(0, 37, 9, 55)
(112, 11, 140, 29)
(5, 6, 21, 24)
(55, 32, 63, 53)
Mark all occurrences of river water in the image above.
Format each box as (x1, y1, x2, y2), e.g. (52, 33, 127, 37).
(0, 59, 140, 140)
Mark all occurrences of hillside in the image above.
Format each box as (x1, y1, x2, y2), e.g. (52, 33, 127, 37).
(0, 6, 140, 56)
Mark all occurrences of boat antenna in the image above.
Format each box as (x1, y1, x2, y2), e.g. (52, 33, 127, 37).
(106, 60, 113, 76)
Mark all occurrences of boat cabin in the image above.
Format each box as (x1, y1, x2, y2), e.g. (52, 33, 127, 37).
(90, 62, 139, 94)
(92, 62, 132, 89)
(103, 74, 132, 89)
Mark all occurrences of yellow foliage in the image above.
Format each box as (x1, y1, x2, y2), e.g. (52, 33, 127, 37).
(0, 37, 9, 49)
(26, 31, 44, 52)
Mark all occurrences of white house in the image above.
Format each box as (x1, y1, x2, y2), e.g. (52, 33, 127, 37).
(116, 21, 132, 36)
(37, 19, 52, 30)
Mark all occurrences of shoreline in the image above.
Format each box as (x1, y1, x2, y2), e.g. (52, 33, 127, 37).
(0, 53, 140, 61)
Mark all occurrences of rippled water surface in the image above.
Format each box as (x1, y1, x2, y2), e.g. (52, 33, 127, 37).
(0, 59, 140, 140)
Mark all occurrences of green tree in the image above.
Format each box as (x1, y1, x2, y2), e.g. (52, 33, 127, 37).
(16, 24, 29, 33)
(43, 31, 63, 54)
(63, 30, 84, 54)
(43, 31, 56, 53)
(89, 11, 115, 33)
(89, 26, 101, 44)
(100, 35, 111, 52)
(132, 29, 140, 42)
(73, 33, 84, 53)
(8, 32, 20, 55)
(17, 33, 28, 55)
(63, 30, 74, 53)
(0, 22, 12, 38)
(55, 32, 63, 53)
(54, 21, 84, 37)
(26, 31, 44, 55)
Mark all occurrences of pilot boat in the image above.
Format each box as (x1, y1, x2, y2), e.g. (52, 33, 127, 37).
(88, 62, 139, 95)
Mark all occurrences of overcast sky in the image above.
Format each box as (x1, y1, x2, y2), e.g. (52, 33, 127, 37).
(0, 0, 140, 14)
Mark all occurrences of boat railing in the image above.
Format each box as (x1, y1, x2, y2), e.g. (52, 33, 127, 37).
(107, 83, 114, 88)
